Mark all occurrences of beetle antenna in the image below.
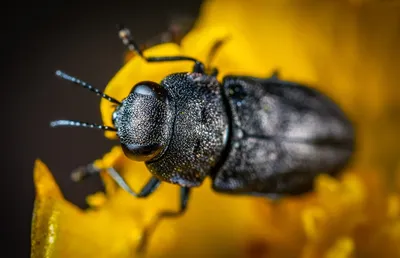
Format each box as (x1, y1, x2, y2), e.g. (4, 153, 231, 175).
(55, 70, 122, 105)
(117, 24, 145, 57)
(50, 120, 117, 131)
(117, 24, 206, 73)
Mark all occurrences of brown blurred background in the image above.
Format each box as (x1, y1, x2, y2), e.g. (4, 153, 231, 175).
(1, 1, 201, 256)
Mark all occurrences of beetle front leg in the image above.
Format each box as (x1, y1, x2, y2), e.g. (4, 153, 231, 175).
(106, 167, 161, 197)
(137, 186, 191, 253)
(72, 163, 161, 198)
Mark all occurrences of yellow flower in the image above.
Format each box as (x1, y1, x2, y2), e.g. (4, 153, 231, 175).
(32, 0, 400, 257)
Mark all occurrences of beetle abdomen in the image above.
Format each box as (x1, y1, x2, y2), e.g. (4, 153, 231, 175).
(211, 76, 355, 195)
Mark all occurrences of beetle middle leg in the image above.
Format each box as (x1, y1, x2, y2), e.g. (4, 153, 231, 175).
(106, 169, 192, 253)
(73, 163, 191, 252)
(137, 186, 191, 253)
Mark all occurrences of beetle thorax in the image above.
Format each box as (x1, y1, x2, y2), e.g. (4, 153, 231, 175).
(145, 73, 229, 187)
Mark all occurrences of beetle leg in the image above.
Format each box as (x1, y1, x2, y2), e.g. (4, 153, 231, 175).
(106, 167, 161, 197)
(210, 67, 219, 77)
(206, 38, 227, 67)
(107, 169, 191, 252)
(117, 24, 206, 74)
(70, 163, 101, 182)
(270, 69, 280, 79)
(72, 164, 161, 197)
(137, 187, 191, 253)
(265, 193, 282, 204)
(74, 162, 190, 252)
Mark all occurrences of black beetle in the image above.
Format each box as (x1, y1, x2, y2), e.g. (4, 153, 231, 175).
(50, 25, 355, 251)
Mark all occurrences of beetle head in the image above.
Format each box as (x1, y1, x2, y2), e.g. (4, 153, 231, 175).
(113, 81, 172, 162)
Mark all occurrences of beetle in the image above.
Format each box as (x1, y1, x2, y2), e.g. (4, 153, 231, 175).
(50, 25, 355, 252)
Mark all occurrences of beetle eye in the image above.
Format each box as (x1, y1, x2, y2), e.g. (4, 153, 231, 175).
(131, 81, 167, 101)
(121, 143, 162, 162)
(111, 105, 120, 125)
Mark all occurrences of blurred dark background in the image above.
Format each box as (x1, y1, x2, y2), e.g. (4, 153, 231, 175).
(1, 1, 201, 256)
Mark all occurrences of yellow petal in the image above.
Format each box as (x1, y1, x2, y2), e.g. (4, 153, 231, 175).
(324, 237, 354, 258)
(302, 206, 327, 240)
(86, 192, 107, 209)
(31, 160, 63, 258)
(388, 195, 400, 219)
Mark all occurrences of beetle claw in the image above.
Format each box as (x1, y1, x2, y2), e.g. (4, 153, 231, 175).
(270, 69, 280, 79)
(70, 163, 100, 182)
(266, 193, 282, 203)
